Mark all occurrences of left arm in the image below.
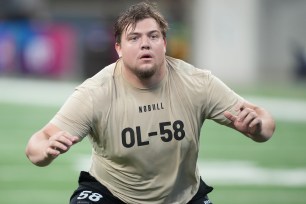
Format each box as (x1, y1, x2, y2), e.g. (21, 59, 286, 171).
(224, 100, 276, 142)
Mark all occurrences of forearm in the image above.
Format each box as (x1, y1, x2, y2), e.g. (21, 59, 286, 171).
(25, 132, 55, 167)
(26, 124, 80, 167)
(224, 100, 276, 143)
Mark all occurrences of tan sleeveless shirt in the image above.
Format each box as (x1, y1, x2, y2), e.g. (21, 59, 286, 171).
(51, 56, 243, 204)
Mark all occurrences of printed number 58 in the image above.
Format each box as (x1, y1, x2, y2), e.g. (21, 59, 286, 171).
(160, 120, 185, 142)
(77, 190, 103, 202)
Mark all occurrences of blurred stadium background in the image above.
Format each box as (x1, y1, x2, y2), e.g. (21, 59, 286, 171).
(0, 0, 305, 203)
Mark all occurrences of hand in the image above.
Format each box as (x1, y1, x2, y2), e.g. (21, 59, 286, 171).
(224, 102, 262, 136)
(45, 131, 79, 158)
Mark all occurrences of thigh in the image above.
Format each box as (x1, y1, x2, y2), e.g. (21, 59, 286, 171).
(70, 172, 125, 204)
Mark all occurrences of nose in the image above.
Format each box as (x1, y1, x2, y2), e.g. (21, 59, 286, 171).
(141, 37, 151, 50)
(141, 45, 150, 50)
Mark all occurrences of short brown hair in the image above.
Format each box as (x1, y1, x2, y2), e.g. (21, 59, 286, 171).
(114, 1, 169, 44)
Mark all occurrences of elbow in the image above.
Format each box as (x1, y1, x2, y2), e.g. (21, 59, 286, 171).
(26, 155, 51, 167)
(25, 146, 51, 167)
(251, 122, 276, 143)
(251, 135, 272, 143)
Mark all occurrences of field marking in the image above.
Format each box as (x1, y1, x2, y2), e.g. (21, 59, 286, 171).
(244, 96, 306, 123)
(1, 78, 305, 186)
(198, 160, 306, 187)
(74, 154, 306, 186)
(0, 77, 78, 107)
(1, 77, 306, 121)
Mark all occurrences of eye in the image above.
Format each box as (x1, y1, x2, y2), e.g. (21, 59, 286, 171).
(150, 34, 159, 40)
(129, 35, 139, 41)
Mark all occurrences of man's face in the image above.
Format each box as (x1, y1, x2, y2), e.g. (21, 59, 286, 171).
(115, 18, 167, 79)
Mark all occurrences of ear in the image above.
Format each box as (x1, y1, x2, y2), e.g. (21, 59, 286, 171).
(115, 42, 122, 58)
(163, 38, 167, 53)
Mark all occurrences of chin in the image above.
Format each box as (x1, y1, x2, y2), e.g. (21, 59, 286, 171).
(136, 67, 156, 79)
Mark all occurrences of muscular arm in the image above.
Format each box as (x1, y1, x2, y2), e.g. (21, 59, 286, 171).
(224, 100, 275, 142)
(25, 123, 80, 167)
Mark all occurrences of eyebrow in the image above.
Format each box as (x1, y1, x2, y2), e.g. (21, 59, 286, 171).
(127, 30, 160, 36)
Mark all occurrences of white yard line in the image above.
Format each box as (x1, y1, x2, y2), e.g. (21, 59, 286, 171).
(244, 96, 306, 123)
(0, 77, 78, 107)
(198, 160, 306, 186)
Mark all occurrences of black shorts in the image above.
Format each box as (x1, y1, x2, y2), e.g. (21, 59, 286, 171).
(70, 171, 213, 204)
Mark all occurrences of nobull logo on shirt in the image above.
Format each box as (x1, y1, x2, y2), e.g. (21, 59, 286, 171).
(139, 102, 164, 113)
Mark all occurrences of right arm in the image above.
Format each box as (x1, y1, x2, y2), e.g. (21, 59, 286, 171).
(25, 123, 80, 167)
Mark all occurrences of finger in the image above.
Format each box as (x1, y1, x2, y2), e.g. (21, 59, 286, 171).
(241, 111, 257, 126)
(249, 117, 261, 128)
(49, 133, 80, 155)
(50, 140, 69, 151)
(46, 147, 60, 158)
(248, 119, 262, 135)
(62, 135, 80, 146)
(58, 137, 73, 147)
(237, 107, 254, 122)
(50, 136, 73, 149)
(224, 111, 238, 122)
(71, 136, 80, 144)
(52, 132, 77, 146)
(61, 132, 80, 144)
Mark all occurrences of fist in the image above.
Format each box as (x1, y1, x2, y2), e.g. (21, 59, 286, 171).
(224, 103, 262, 136)
(46, 131, 79, 158)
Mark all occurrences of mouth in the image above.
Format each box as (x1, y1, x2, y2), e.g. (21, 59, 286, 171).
(139, 54, 153, 60)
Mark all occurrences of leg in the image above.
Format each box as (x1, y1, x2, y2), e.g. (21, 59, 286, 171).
(188, 195, 213, 204)
(187, 177, 214, 204)
(70, 171, 125, 204)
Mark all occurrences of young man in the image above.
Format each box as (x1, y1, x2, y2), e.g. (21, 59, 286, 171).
(25, 2, 275, 204)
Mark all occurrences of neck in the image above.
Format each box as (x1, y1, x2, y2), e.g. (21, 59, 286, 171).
(122, 61, 167, 89)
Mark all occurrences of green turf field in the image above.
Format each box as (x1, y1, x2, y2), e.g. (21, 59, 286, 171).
(0, 80, 305, 204)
